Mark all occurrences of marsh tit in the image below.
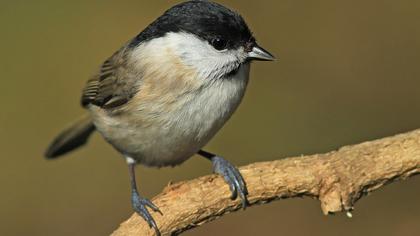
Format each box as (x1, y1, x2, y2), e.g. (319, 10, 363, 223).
(45, 0, 274, 234)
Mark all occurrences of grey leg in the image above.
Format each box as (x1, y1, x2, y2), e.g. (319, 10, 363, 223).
(198, 150, 248, 209)
(127, 158, 162, 236)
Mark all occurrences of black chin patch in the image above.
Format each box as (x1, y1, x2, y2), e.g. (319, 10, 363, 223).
(225, 66, 241, 78)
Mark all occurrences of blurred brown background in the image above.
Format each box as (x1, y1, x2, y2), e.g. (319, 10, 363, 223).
(1, 0, 420, 235)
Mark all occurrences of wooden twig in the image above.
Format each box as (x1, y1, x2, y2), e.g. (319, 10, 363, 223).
(111, 129, 420, 236)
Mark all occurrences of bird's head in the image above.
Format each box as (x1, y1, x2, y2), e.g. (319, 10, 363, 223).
(129, 0, 274, 80)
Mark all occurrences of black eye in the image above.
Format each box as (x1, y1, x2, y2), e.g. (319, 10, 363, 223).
(210, 37, 228, 51)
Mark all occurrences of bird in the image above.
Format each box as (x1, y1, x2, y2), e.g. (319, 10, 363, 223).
(45, 0, 274, 235)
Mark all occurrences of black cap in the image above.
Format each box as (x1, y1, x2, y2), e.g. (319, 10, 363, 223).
(129, 0, 254, 50)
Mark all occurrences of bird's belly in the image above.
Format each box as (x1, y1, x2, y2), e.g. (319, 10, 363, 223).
(92, 106, 227, 167)
(108, 121, 205, 167)
(91, 64, 250, 167)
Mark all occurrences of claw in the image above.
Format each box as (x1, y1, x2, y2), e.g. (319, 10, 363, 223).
(211, 156, 249, 209)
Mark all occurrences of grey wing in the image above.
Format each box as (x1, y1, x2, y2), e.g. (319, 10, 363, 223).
(81, 46, 141, 109)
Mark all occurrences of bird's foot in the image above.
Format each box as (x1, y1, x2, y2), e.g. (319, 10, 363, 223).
(131, 191, 163, 236)
(211, 156, 248, 209)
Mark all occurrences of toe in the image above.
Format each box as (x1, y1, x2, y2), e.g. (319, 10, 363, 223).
(231, 165, 248, 195)
(223, 169, 238, 200)
(212, 156, 249, 209)
(143, 198, 163, 215)
(135, 204, 154, 227)
(229, 166, 248, 209)
(132, 196, 161, 235)
(135, 205, 161, 235)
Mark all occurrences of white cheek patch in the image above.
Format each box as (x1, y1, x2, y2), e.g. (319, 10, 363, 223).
(158, 32, 247, 79)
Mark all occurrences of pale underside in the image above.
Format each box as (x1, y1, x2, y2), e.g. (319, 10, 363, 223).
(88, 33, 251, 167)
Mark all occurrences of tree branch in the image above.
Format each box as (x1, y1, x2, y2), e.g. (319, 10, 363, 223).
(111, 129, 420, 236)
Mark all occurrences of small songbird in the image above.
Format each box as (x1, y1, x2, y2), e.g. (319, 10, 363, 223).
(45, 0, 274, 235)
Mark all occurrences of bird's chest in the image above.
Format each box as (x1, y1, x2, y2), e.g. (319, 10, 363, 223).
(157, 63, 250, 142)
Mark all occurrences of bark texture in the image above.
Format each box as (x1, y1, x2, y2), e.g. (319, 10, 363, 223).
(111, 129, 420, 236)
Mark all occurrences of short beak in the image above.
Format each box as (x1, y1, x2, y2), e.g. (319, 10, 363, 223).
(247, 44, 275, 61)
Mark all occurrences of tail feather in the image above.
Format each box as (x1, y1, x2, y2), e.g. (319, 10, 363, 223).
(45, 115, 96, 159)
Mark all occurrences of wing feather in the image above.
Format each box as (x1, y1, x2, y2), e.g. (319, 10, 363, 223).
(81, 46, 140, 109)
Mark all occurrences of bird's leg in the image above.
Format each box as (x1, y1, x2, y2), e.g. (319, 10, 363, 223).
(197, 150, 248, 209)
(126, 157, 162, 236)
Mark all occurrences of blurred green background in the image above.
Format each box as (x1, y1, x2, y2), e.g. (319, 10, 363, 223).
(1, 0, 420, 235)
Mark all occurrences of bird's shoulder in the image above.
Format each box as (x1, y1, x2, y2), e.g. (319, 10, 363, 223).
(81, 45, 141, 109)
